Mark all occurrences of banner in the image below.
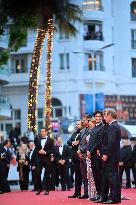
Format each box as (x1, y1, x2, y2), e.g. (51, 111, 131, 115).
(80, 93, 104, 116)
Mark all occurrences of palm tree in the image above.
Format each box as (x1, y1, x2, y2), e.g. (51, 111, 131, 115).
(0, 0, 82, 134)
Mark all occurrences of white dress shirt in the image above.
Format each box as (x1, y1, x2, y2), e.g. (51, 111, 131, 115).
(41, 137, 47, 149)
(59, 144, 63, 155)
(29, 148, 34, 160)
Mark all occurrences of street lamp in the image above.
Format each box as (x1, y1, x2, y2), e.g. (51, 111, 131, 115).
(73, 43, 114, 113)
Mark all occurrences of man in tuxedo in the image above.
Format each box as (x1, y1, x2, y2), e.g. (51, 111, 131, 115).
(87, 110, 104, 200)
(29, 141, 38, 191)
(55, 136, 71, 191)
(35, 127, 54, 195)
(100, 108, 121, 204)
(0, 140, 11, 194)
(67, 120, 82, 198)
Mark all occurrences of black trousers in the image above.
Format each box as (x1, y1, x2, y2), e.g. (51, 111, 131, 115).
(131, 164, 136, 186)
(73, 156, 82, 196)
(32, 169, 38, 190)
(57, 164, 67, 189)
(35, 160, 51, 192)
(0, 162, 10, 193)
(49, 161, 56, 190)
(101, 161, 121, 202)
(91, 156, 102, 196)
(18, 165, 29, 190)
(119, 165, 131, 187)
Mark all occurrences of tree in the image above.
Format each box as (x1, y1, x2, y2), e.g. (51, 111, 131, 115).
(0, 0, 82, 134)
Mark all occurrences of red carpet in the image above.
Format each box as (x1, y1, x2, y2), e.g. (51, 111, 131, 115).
(0, 189, 136, 205)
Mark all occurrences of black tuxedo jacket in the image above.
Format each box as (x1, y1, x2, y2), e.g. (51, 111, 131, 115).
(131, 144, 136, 164)
(28, 148, 38, 167)
(35, 136, 54, 163)
(105, 121, 121, 163)
(55, 144, 71, 164)
(88, 122, 104, 155)
(120, 145, 132, 166)
(67, 129, 82, 154)
(0, 146, 11, 165)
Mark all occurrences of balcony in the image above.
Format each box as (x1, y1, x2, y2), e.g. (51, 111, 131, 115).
(83, 38, 104, 51)
(0, 66, 10, 85)
(82, 1, 103, 11)
(84, 31, 103, 41)
(0, 96, 11, 119)
(83, 2, 104, 21)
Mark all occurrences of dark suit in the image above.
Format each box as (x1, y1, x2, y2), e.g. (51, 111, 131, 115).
(101, 121, 121, 202)
(29, 148, 38, 190)
(88, 122, 104, 196)
(119, 145, 132, 188)
(67, 129, 82, 196)
(55, 144, 71, 190)
(35, 136, 54, 192)
(0, 146, 11, 193)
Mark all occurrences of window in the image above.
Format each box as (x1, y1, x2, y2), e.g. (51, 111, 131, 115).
(84, 52, 104, 71)
(131, 2, 136, 21)
(52, 98, 63, 118)
(59, 53, 70, 70)
(38, 108, 43, 119)
(132, 58, 136, 77)
(5, 124, 13, 135)
(59, 29, 69, 40)
(14, 109, 21, 120)
(11, 54, 28, 73)
(38, 121, 43, 133)
(131, 29, 136, 49)
(84, 21, 103, 41)
(83, 0, 103, 11)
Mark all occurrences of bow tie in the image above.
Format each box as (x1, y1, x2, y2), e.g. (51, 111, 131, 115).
(41, 138, 47, 140)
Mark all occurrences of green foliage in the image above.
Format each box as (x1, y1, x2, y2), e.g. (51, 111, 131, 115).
(0, 0, 82, 64)
(0, 50, 9, 66)
(9, 25, 27, 51)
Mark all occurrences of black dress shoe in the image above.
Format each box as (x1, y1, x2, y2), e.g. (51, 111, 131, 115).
(44, 191, 49, 195)
(90, 197, 99, 201)
(121, 196, 129, 200)
(94, 198, 108, 203)
(102, 200, 121, 204)
(36, 191, 41, 195)
(68, 194, 81, 198)
(78, 195, 89, 199)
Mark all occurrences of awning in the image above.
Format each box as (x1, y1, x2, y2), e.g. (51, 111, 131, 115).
(119, 124, 136, 138)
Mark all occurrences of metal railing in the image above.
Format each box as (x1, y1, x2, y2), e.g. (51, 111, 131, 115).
(84, 31, 103, 41)
(82, 2, 103, 11)
(83, 64, 105, 71)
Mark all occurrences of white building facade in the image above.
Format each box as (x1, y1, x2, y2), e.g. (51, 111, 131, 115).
(0, 0, 136, 135)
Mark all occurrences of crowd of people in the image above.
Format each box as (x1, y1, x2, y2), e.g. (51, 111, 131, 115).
(0, 108, 136, 204)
